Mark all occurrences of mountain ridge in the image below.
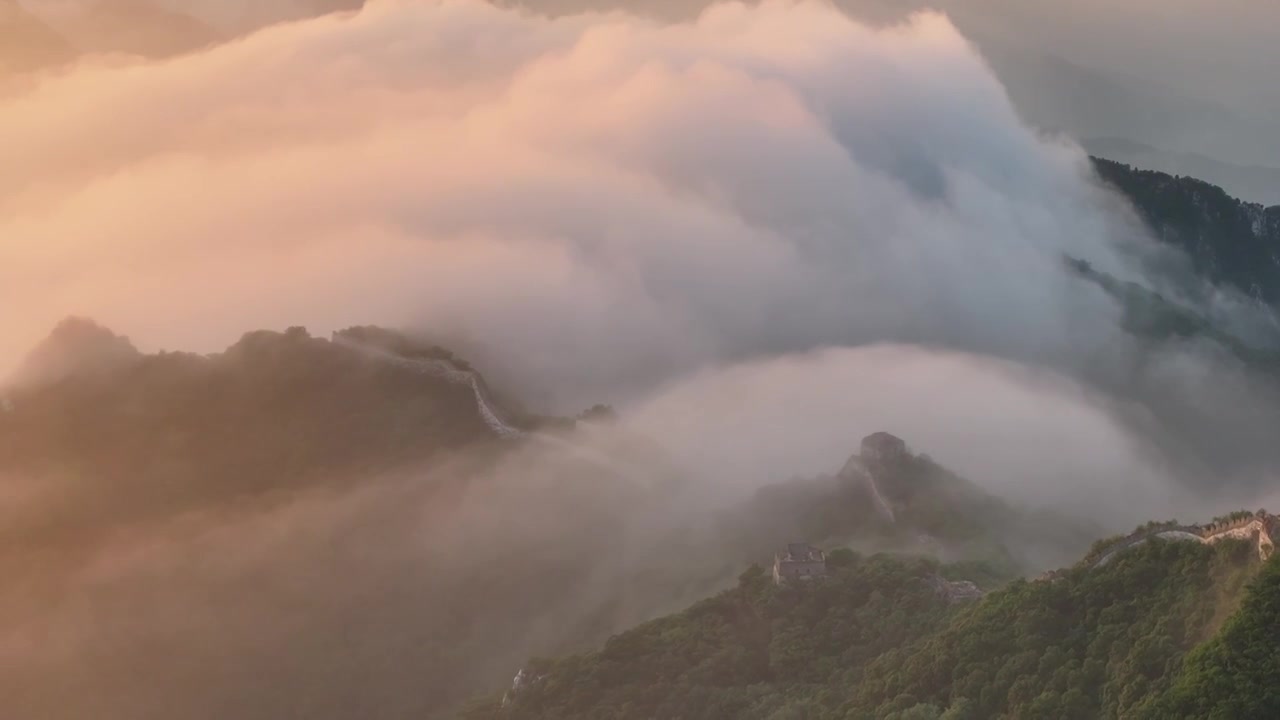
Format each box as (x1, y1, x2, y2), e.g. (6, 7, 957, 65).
(3, 157, 1279, 719)
(475, 515, 1274, 719)
(0, 323, 507, 548)
(1091, 156, 1280, 306)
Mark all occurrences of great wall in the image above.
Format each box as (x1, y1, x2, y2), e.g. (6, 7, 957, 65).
(1086, 511, 1278, 570)
(340, 336, 656, 484)
(337, 337, 526, 439)
(839, 455, 896, 523)
(306, 353, 1280, 580)
(838, 432, 907, 524)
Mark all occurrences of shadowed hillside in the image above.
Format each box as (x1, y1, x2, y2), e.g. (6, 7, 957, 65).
(0, 320, 494, 549)
(1093, 156, 1280, 306)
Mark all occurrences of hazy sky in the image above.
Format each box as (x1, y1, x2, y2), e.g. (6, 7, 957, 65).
(897, 0, 1280, 170)
(943, 0, 1280, 113)
(595, 0, 1280, 122)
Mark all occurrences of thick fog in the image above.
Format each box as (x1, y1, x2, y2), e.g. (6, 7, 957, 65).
(18, 0, 364, 36)
(506, 0, 1280, 200)
(4, 0, 1278, 470)
(3, 2, 1280, 718)
(0, 0, 1138, 393)
(13, 1, 1280, 196)
(0, 439, 715, 719)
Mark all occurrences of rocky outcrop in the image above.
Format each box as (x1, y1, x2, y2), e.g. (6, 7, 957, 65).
(501, 668, 547, 708)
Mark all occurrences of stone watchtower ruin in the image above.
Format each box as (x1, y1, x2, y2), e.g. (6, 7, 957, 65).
(861, 432, 907, 468)
(836, 432, 909, 524)
(773, 543, 827, 584)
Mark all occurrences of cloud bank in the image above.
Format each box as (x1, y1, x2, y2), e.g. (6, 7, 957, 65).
(9, 0, 1280, 480)
(8, 0, 1279, 485)
(19, 0, 364, 38)
(2, 0, 1132, 399)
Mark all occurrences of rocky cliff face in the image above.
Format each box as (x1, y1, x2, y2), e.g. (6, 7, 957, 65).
(1093, 156, 1280, 305)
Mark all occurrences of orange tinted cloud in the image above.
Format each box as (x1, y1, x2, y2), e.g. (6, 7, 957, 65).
(1, 0, 1139, 409)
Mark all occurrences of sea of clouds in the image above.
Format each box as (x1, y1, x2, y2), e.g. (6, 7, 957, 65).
(5, 0, 1277, 491)
(3, 3, 1280, 717)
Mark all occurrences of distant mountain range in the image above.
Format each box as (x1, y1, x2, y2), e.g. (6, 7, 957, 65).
(1089, 138, 1280, 207)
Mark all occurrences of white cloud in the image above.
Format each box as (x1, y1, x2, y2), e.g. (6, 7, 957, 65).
(0, 0, 1137, 408)
(622, 344, 1188, 525)
(6, 0, 1280, 501)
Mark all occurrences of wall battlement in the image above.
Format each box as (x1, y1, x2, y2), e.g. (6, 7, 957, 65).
(1084, 511, 1277, 572)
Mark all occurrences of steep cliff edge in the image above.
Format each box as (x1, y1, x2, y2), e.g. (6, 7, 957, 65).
(1093, 156, 1280, 305)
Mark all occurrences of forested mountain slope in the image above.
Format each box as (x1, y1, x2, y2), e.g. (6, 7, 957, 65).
(478, 533, 1272, 720)
(1092, 157, 1280, 306)
(0, 320, 498, 548)
(1141, 556, 1280, 719)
